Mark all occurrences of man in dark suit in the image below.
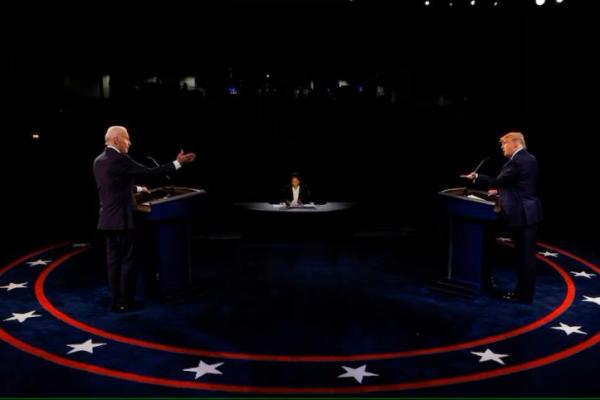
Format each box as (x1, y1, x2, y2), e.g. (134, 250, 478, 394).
(462, 132, 542, 303)
(281, 172, 311, 206)
(93, 126, 196, 312)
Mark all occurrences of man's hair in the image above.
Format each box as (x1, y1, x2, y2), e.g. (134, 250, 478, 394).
(104, 126, 127, 144)
(290, 172, 301, 181)
(500, 131, 527, 149)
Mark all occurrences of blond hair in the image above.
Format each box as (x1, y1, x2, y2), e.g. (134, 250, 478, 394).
(500, 131, 527, 149)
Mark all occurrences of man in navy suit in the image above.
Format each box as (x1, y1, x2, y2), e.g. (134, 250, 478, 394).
(93, 126, 196, 312)
(463, 132, 542, 303)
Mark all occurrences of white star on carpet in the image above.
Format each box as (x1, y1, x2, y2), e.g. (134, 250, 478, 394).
(496, 237, 513, 242)
(3, 310, 42, 323)
(67, 339, 107, 354)
(538, 251, 559, 258)
(571, 271, 596, 279)
(551, 322, 587, 336)
(471, 348, 509, 365)
(26, 259, 52, 267)
(583, 296, 600, 306)
(183, 361, 224, 380)
(338, 365, 379, 384)
(0, 282, 28, 291)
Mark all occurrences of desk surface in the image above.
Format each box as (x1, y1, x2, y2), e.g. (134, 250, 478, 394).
(136, 186, 206, 213)
(235, 202, 358, 213)
(439, 187, 496, 206)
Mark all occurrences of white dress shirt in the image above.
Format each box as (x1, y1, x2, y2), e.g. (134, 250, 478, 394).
(291, 186, 300, 205)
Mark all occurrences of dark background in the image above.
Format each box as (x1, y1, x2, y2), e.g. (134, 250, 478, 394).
(1, 0, 597, 254)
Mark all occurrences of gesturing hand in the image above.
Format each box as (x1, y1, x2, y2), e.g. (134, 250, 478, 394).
(176, 149, 196, 164)
(460, 172, 478, 180)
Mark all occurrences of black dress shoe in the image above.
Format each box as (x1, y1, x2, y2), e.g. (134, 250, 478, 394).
(121, 302, 142, 312)
(500, 291, 533, 304)
(111, 304, 127, 313)
(501, 291, 520, 303)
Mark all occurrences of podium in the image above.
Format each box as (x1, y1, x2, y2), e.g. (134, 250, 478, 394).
(436, 187, 498, 296)
(135, 186, 206, 301)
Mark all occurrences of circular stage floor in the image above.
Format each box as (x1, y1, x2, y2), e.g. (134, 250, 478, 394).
(1, 236, 599, 395)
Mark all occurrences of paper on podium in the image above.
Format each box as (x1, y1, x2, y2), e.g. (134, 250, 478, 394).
(272, 202, 317, 209)
(467, 194, 489, 203)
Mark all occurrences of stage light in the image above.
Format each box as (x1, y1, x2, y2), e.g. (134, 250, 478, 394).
(449, 2, 453, 6)
(227, 85, 238, 95)
(470, 0, 476, 5)
(424, 1, 430, 6)
(555, 0, 564, 3)
(31, 132, 40, 140)
(266, 73, 270, 78)
(102, 75, 110, 98)
(338, 80, 349, 88)
(493, 1, 498, 6)
(535, 0, 545, 5)
(145, 76, 161, 84)
(179, 76, 197, 91)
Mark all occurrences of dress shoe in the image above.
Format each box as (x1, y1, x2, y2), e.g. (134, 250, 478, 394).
(500, 291, 520, 303)
(499, 291, 533, 304)
(110, 304, 127, 313)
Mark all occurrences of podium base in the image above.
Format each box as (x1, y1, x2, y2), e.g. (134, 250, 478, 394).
(431, 278, 480, 297)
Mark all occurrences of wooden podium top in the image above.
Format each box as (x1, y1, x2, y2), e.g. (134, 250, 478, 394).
(439, 187, 496, 206)
(135, 186, 206, 213)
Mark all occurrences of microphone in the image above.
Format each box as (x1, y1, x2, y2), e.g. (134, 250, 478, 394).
(147, 156, 171, 181)
(473, 156, 490, 174)
(460, 156, 489, 184)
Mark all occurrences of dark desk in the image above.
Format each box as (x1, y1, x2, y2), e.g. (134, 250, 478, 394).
(234, 202, 359, 238)
(235, 202, 358, 213)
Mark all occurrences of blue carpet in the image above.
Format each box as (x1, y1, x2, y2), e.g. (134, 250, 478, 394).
(1, 236, 599, 396)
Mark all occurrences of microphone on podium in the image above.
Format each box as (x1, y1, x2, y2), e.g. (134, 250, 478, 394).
(473, 156, 490, 174)
(147, 156, 171, 181)
(460, 156, 489, 182)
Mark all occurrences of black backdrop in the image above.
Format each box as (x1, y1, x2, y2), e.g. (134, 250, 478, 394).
(2, 0, 598, 252)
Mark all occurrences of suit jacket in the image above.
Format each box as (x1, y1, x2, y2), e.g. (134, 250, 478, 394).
(93, 147, 176, 230)
(477, 149, 543, 227)
(281, 184, 311, 204)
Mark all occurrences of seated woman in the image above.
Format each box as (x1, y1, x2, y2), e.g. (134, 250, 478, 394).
(281, 172, 311, 207)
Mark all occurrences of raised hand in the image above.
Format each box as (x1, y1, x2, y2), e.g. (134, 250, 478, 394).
(460, 172, 477, 180)
(176, 149, 196, 164)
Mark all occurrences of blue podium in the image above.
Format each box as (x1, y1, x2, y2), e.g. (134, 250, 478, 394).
(436, 187, 498, 296)
(135, 186, 206, 301)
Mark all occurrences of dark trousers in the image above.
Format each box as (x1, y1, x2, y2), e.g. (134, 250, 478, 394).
(513, 224, 538, 301)
(483, 222, 538, 301)
(105, 230, 136, 307)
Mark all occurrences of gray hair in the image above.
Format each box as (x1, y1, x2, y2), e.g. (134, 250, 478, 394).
(104, 126, 127, 144)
